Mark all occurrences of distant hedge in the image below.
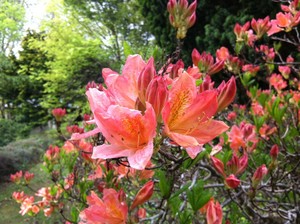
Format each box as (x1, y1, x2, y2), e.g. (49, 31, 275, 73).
(0, 119, 30, 147)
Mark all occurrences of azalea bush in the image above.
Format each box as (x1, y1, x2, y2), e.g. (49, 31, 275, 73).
(10, 0, 300, 223)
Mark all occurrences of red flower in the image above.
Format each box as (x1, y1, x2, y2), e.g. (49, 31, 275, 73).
(225, 174, 241, 189)
(52, 108, 66, 122)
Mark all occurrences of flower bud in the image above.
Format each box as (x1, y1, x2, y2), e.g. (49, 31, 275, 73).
(12, 191, 26, 203)
(10, 171, 23, 184)
(216, 47, 230, 61)
(187, 12, 196, 28)
(251, 16, 271, 39)
(138, 57, 156, 104)
(279, 65, 291, 79)
(211, 157, 226, 177)
(217, 76, 236, 112)
(206, 200, 223, 224)
(270, 144, 279, 161)
(237, 154, 248, 175)
(225, 174, 241, 189)
(187, 0, 197, 16)
(24, 171, 34, 184)
(167, 0, 197, 39)
(130, 181, 154, 210)
(52, 108, 66, 122)
(169, 60, 184, 79)
(226, 154, 239, 174)
(252, 164, 268, 188)
(146, 76, 168, 122)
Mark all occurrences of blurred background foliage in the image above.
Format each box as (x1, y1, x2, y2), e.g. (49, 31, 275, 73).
(0, 0, 279, 146)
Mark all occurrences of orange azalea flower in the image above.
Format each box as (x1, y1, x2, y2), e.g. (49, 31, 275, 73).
(79, 189, 128, 224)
(162, 71, 228, 158)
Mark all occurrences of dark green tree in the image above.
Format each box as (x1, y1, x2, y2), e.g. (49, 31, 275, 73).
(15, 30, 50, 126)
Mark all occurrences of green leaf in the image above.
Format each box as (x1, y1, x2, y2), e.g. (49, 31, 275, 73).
(71, 207, 79, 221)
(187, 180, 211, 212)
(123, 41, 133, 57)
(157, 170, 173, 199)
(170, 181, 191, 199)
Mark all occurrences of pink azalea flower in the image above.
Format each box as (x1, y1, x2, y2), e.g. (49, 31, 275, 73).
(79, 189, 128, 224)
(103, 55, 147, 109)
(269, 73, 287, 91)
(162, 71, 228, 158)
(92, 102, 156, 170)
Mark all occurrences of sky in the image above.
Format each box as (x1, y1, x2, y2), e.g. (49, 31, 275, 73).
(24, 0, 49, 31)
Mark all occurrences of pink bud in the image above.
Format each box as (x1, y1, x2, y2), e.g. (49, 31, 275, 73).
(83, 114, 91, 121)
(146, 76, 168, 122)
(211, 157, 226, 177)
(187, 12, 196, 28)
(217, 76, 236, 112)
(52, 108, 66, 122)
(169, 14, 175, 26)
(170, 60, 184, 79)
(287, 55, 294, 63)
(179, 0, 188, 10)
(270, 144, 279, 160)
(24, 171, 34, 183)
(237, 154, 248, 175)
(12, 191, 26, 203)
(10, 170, 23, 184)
(226, 154, 239, 174)
(130, 181, 154, 210)
(225, 174, 241, 189)
(167, 0, 176, 13)
(208, 60, 224, 76)
(86, 81, 103, 91)
(138, 57, 156, 104)
(216, 47, 230, 61)
(187, 0, 197, 16)
(192, 48, 201, 66)
(206, 200, 223, 224)
(252, 164, 268, 188)
(199, 76, 214, 93)
(137, 208, 146, 219)
(278, 65, 291, 79)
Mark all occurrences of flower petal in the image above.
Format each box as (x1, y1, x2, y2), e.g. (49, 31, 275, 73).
(186, 145, 204, 159)
(191, 120, 229, 144)
(92, 144, 133, 160)
(127, 141, 154, 170)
